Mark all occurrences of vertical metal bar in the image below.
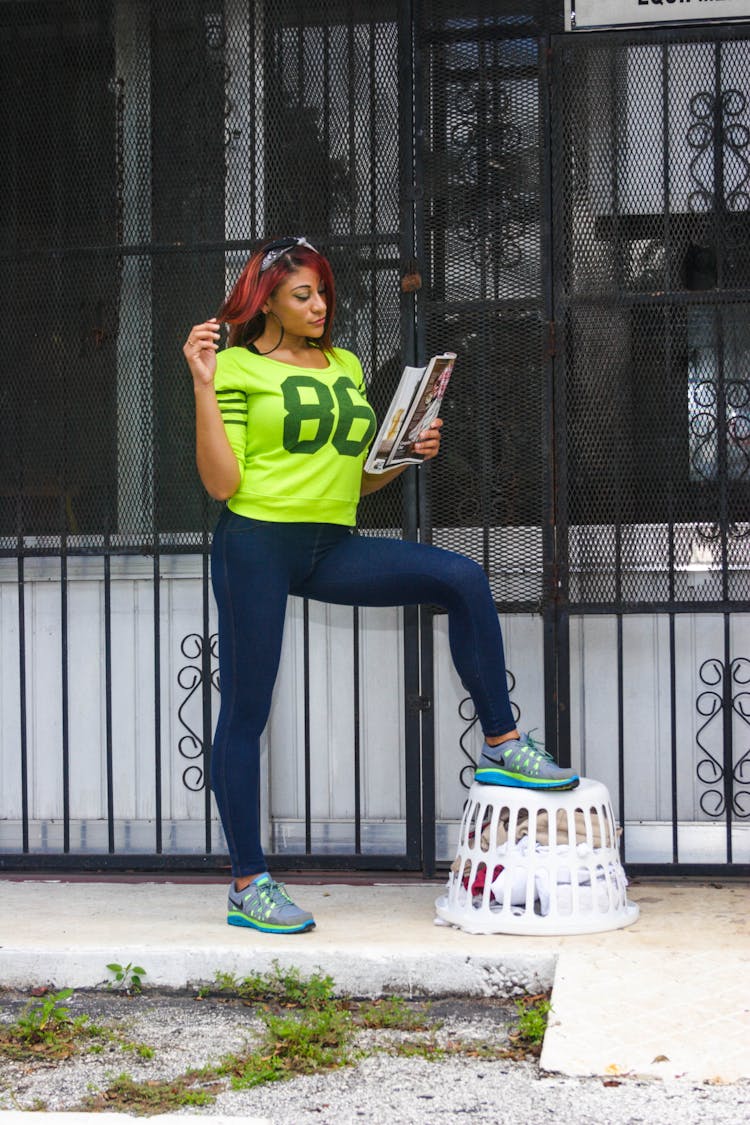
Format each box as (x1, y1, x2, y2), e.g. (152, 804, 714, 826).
(54, 0, 70, 856)
(723, 612, 733, 863)
(476, 33, 492, 577)
(554, 35, 574, 767)
(399, 0, 418, 379)
(617, 613, 626, 862)
(104, 554, 115, 852)
(60, 552, 70, 852)
(150, 32, 162, 855)
(661, 43, 673, 295)
(202, 541, 213, 852)
(715, 309, 731, 605)
(17, 555, 29, 852)
(419, 611, 436, 876)
(663, 48, 679, 866)
(608, 39, 625, 613)
(711, 54, 732, 643)
(713, 42, 725, 292)
(303, 599, 312, 854)
(412, 0, 436, 874)
(669, 613, 679, 864)
(541, 35, 567, 765)
(665, 311, 677, 606)
(400, 0, 422, 867)
(153, 550, 162, 853)
(403, 602, 422, 863)
(353, 608, 362, 854)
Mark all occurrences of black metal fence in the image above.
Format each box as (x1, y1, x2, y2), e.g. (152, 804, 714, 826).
(1, 0, 747, 875)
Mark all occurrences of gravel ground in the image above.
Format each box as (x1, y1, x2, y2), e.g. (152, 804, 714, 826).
(1, 989, 748, 1124)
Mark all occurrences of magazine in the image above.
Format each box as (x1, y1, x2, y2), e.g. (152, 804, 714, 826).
(364, 352, 457, 474)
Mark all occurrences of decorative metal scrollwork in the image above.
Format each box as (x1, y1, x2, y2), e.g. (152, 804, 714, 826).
(458, 670, 520, 789)
(448, 78, 530, 275)
(695, 519, 750, 544)
(687, 88, 750, 214)
(688, 376, 720, 482)
(695, 657, 750, 818)
(177, 633, 220, 792)
(689, 376, 750, 488)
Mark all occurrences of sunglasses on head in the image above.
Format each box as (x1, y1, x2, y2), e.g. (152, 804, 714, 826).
(259, 236, 319, 273)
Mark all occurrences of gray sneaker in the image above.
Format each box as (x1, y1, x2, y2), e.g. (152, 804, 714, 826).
(475, 731, 579, 791)
(227, 873, 315, 933)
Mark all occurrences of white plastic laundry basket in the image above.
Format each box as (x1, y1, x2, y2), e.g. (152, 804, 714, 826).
(435, 778, 639, 935)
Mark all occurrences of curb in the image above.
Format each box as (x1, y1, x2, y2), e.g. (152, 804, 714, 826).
(0, 945, 557, 999)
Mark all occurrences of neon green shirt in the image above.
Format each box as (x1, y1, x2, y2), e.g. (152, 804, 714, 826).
(214, 345, 376, 526)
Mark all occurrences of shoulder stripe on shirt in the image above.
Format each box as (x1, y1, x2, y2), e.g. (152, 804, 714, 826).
(217, 390, 248, 421)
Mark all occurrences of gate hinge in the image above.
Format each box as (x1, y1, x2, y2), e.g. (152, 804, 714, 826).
(407, 694, 432, 713)
(546, 320, 557, 357)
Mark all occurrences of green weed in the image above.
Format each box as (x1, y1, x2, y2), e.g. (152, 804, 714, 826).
(206, 968, 449, 1089)
(0, 989, 91, 1060)
(13, 988, 75, 1039)
(511, 996, 552, 1048)
(216, 1004, 353, 1089)
(213, 962, 335, 1009)
(106, 962, 147, 994)
(0, 988, 155, 1062)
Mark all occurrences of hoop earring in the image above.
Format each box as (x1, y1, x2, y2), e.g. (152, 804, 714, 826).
(254, 309, 284, 356)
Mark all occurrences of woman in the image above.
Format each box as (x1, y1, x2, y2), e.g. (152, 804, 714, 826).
(184, 236, 578, 935)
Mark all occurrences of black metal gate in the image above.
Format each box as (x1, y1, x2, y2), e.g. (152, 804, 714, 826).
(549, 22, 750, 874)
(1, 1, 747, 875)
(415, 4, 748, 875)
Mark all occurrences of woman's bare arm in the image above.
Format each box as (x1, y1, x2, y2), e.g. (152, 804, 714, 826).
(183, 319, 241, 501)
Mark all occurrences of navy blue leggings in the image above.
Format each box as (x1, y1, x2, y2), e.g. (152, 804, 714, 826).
(210, 507, 515, 876)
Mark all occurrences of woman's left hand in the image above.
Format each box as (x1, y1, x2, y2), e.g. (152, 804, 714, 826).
(414, 417, 443, 461)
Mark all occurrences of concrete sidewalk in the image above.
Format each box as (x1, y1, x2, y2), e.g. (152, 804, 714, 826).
(0, 877, 748, 1085)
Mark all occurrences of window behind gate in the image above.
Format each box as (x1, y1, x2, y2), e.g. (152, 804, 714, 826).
(553, 28, 750, 607)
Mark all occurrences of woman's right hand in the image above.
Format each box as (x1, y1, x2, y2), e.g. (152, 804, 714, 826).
(183, 319, 221, 386)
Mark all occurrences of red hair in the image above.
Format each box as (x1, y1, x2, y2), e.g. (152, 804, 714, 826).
(218, 242, 337, 352)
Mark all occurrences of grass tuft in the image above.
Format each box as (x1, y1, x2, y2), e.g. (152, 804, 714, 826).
(75, 1072, 220, 1116)
(213, 962, 336, 1009)
(510, 995, 552, 1051)
(0, 988, 155, 1063)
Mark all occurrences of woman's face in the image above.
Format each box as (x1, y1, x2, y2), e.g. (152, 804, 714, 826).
(264, 266, 327, 340)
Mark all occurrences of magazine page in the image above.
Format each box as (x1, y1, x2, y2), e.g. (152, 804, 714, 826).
(364, 352, 456, 473)
(386, 352, 456, 467)
(364, 364, 426, 473)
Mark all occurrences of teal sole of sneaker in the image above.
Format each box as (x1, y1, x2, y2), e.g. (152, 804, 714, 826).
(227, 914, 316, 934)
(474, 767, 579, 791)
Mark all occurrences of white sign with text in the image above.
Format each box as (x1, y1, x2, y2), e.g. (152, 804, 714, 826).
(566, 0, 750, 31)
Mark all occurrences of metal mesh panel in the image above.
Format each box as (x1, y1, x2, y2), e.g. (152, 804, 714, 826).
(0, 2, 118, 548)
(554, 28, 750, 607)
(0, 0, 409, 551)
(418, 4, 551, 609)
